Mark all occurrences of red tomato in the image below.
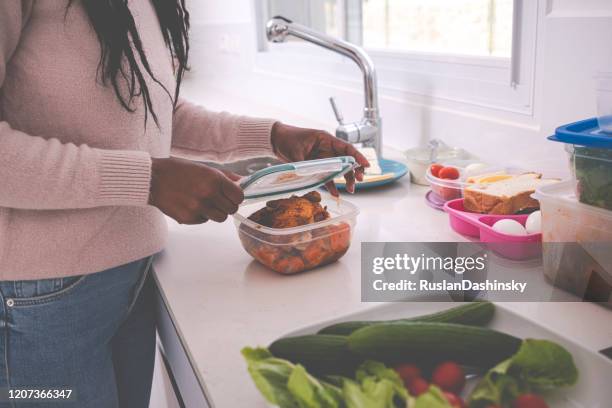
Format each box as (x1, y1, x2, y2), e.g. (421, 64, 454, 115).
(443, 392, 466, 408)
(438, 166, 460, 180)
(408, 378, 430, 396)
(431, 361, 465, 394)
(430, 164, 444, 178)
(512, 394, 549, 408)
(394, 364, 421, 386)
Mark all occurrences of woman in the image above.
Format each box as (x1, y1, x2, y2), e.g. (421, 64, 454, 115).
(0, 1, 368, 407)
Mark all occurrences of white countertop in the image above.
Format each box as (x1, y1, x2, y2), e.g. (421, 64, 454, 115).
(153, 173, 612, 407)
(153, 87, 612, 407)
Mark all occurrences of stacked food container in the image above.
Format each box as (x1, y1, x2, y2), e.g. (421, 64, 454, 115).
(539, 119, 612, 305)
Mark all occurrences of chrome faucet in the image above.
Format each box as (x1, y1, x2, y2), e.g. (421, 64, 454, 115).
(266, 16, 382, 157)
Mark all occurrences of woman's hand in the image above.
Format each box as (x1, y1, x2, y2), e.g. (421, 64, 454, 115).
(271, 123, 370, 195)
(149, 157, 244, 224)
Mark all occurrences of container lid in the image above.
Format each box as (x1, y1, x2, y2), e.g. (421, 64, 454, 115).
(239, 156, 356, 200)
(548, 118, 612, 149)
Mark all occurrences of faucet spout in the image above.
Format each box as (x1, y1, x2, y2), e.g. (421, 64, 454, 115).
(266, 16, 382, 156)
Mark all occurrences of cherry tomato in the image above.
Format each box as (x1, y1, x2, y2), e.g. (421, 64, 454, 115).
(438, 166, 460, 180)
(431, 361, 465, 394)
(408, 378, 429, 397)
(394, 364, 421, 387)
(430, 164, 444, 178)
(512, 394, 549, 408)
(443, 392, 466, 408)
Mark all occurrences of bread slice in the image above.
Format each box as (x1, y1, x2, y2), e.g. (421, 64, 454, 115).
(463, 173, 559, 215)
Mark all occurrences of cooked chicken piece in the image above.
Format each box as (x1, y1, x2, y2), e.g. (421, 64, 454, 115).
(247, 191, 330, 229)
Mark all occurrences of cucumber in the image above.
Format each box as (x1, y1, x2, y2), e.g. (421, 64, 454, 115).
(318, 302, 495, 336)
(269, 334, 361, 376)
(348, 322, 521, 369)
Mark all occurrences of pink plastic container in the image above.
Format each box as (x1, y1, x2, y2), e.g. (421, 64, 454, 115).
(444, 199, 542, 260)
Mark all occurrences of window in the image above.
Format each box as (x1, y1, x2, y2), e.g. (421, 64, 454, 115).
(258, 0, 538, 115)
(267, 0, 513, 58)
(362, 0, 513, 57)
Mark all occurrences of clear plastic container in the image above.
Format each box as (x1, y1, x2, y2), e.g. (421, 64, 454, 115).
(533, 181, 612, 305)
(596, 73, 612, 133)
(565, 143, 612, 211)
(404, 143, 474, 186)
(233, 193, 358, 274)
(425, 164, 520, 204)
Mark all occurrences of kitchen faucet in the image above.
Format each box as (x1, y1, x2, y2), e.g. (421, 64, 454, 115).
(266, 16, 383, 158)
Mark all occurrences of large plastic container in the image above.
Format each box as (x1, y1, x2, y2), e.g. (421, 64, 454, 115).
(533, 181, 612, 305)
(234, 194, 358, 274)
(233, 157, 359, 274)
(596, 72, 612, 133)
(549, 118, 612, 211)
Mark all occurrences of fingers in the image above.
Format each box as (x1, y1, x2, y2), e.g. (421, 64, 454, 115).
(325, 181, 339, 197)
(344, 170, 356, 194)
(175, 211, 208, 225)
(214, 194, 239, 216)
(220, 175, 245, 206)
(331, 138, 370, 169)
(201, 174, 243, 223)
(354, 166, 365, 182)
(201, 204, 229, 223)
(221, 169, 242, 182)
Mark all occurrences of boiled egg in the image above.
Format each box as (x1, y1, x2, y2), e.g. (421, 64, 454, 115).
(525, 211, 542, 234)
(464, 162, 489, 175)
(492, 219, 528, 236)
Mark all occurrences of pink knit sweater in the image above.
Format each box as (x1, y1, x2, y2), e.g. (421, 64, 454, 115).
(0, 1, 276, 280)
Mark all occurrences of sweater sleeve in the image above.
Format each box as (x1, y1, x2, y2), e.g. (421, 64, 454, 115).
(171, 98, 277, 163)
(0, 1, 152, 210)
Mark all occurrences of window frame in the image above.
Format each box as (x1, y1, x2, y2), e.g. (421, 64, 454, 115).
(254, 0, 539, 116)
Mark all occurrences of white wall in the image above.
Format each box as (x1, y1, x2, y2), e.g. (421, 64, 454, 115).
(184, 0, 612, 172)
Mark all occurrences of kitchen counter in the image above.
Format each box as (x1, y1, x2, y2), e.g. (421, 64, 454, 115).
(153, 174, 612, 407)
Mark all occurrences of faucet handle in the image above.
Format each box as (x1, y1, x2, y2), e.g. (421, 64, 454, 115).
(329, 97, 345, 125)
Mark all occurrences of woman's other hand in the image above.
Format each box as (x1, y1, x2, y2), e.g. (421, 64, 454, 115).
(149, 157, 244, 224)
(271, 123, 370, 195)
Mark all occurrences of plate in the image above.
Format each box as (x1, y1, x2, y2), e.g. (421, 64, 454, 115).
(273, 302, 612, 408)
(335, 158, 408, 190)
(425, 190, 446, 211)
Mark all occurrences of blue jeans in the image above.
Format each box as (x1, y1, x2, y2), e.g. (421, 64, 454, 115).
(0, 257, 156, 408)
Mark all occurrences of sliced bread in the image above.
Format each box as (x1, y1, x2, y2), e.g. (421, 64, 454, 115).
(463, 173, 559, 214)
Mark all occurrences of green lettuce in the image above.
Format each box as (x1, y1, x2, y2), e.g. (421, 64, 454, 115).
(242, 347, 301, 408)
(468, 339, 578, 407)
(243, 349, 420, 408)
(343, 361, 409, 408)
(288, 365, 344, 408)
(412, 386, 454, 408)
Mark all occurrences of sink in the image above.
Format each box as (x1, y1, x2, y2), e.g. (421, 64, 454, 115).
(201, 156, 282, 176)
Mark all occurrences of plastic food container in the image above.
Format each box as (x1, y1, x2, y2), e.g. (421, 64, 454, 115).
(233, 157, 359, 274)
(596, 73, 612, 133)
(444, 198, 541, 260)
(533, 181, 612, 305)
(234, 195, 357, 274)
(404, 140, 475, 186)
(548, 118, 612, 211)
(426, 164, 521, 205)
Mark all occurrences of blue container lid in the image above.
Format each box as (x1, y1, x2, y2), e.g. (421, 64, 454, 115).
(548, 118, 612, 149)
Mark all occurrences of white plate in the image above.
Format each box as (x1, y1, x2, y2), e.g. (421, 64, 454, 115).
(275, 302, 612, 408)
